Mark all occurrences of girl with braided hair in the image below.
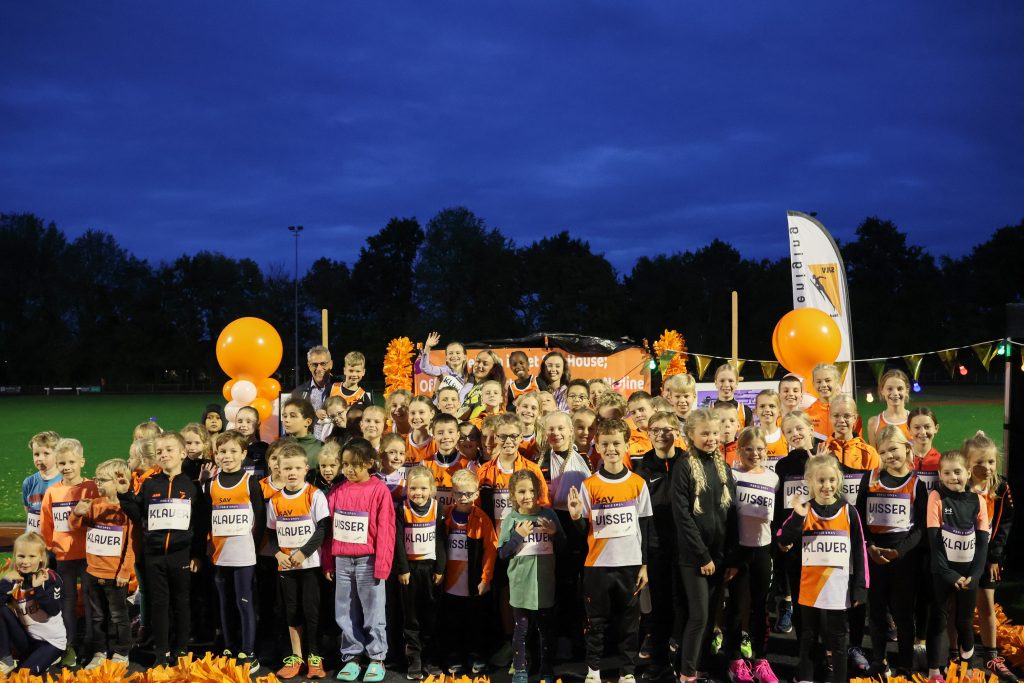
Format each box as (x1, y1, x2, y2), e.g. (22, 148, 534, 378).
(670, 409, 736, 681)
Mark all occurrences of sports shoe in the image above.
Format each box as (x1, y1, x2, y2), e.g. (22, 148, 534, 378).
(914, 643, 928, 671)
(406, 654, 423, 681)
(424, 662, 443, 677)
(222, 649, 233, 659)
(739, 633, 753, 660)
(237, 652, 259, 674)
(277, 655, 304, 679)
(752, 659, 778, 683)
(870, 661, 892, 678)
(490, 641, 514, 668)
(85, 653, 108, 670)
(471, 657, 488, 674)
(773, 602, 793, 633)
(710, 630, 724, 656)
(61, 646, 78, 668)
(642, 663, 669, 680)
(513, 671, 529, 683)
(620, 675, 638, 683)
(729, 659, 754, 683)
(585, 668, 602, 683)
(448, 661, 465, 675)
(111, 654, 129, 664)
(639, 634, 654, 660)
(307, 654, 326, 679)
(928, 675, 945, 683)
(1, 657, 17, 675)
(985, 655, 1019, 683)
(848, 646, 870, 673)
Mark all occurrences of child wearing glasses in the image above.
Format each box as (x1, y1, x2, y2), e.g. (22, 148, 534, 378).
(442, 469, 497, 675)
(477, 414, 550, 668)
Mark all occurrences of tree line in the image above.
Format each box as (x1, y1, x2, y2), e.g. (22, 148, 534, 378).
(0, 209, 1020, 388)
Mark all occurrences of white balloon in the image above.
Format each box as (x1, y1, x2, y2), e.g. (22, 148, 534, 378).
(225, 401, 242, 423)
(231, 379, 258, 404)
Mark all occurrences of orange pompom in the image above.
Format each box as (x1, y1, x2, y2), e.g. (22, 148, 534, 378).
(383, 337, 416, 398)
(653, 329, 689, 377)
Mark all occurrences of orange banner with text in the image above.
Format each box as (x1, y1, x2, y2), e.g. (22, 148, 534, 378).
(415, 347, 651, 398)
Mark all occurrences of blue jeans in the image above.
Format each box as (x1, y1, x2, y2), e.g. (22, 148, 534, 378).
(334, 556, 387, 662)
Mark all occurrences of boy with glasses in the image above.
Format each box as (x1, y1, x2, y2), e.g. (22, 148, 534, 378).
(442, 469, 497, 674)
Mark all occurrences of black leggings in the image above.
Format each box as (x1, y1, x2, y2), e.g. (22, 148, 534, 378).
(400, 560, 439, 662)
(678, 563, 725, 676)
(798, 606, 848, 683)
(215, 565, 256, 654)
(512, 607, 554, 675)
(725, 545, 772, 659)
(868, 552, 918, 669)
(928, 579, 977, 669)
(554, 509, 586, 647)
(646, 545, 682, 666)
(278, 568, 320, 656)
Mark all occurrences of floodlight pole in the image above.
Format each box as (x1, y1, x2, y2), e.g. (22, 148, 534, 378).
(288, 225, 304, 387)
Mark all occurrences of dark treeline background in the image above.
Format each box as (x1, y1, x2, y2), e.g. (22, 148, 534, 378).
(1, 208, 1020, 388)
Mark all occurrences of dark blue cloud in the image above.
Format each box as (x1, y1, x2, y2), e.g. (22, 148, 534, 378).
(2, 2, 1022, 274)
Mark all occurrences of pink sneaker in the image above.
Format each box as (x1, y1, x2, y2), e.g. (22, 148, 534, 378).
(752, 659, 778, 683)
(728, 659, 754, 683)
(928, 675, 945, 683)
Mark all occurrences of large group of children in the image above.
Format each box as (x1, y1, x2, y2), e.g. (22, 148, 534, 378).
(2, 341, 1016, 683)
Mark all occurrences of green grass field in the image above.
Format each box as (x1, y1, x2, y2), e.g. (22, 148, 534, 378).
(0, 394, 220, 522)
(0, 385, 1006, 522)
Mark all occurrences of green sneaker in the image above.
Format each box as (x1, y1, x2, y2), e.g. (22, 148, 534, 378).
(60, 646, 78, 668)
(739, 632, 753, 659)
(710, 630, 723, 656)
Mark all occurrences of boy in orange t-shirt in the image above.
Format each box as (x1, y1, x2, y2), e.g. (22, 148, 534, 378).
(40, 438, 99, 665)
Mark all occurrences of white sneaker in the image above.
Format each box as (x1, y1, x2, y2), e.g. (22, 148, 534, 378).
(585, 669, 602, 683)
(620, 676, 638, 683)
(85, 653, 108, 670)
(0, 657, 17, 675)
(111, 653, 129, 664)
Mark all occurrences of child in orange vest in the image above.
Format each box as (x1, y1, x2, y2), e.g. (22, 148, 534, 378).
(777, 454, 867, 683)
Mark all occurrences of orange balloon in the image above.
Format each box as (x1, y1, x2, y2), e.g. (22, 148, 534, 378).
(257, 377, 282, 400)
(250, 397, 273, 423)
(773, 308, 842, 378)
(222, 379, 237, 403)
(215, 318, 283, 379)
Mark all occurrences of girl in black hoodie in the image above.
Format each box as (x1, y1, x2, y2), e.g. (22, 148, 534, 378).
(671, 408, 736, 681)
